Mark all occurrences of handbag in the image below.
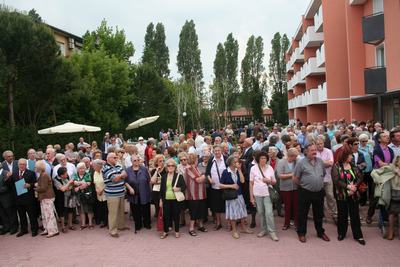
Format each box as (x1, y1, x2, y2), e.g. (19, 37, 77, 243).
(157, 207, 164, 231)
(221, 166, 238, 201)
(173, 174, 185, 202)
(257, 164, 280, 204)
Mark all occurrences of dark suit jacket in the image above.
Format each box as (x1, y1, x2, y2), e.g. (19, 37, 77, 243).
(1, 160, 19, 175)
(0, 170, 14, 208)
(159, 140, 173, 153)
(11, 169, 36, 205)
(160, 172, 186, 201)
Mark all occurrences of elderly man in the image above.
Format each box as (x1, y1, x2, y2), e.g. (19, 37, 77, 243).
(52, 154, 76, 179)
(315, 136, 337, 224)
(389, 127, 400, 158)
(294, 143, 330, 243)
(26, 149, 36, 171)
(45, 147, 57, 166)
(11, 159, 38, 237)
(2, 150, 18, 175)
(77, 137, 89, 149)
(136, 137, 146, 160)
(102, 152, 128, 237)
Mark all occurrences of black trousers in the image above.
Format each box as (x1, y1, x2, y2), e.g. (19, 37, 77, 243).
(17, 202, 38, 233)
(297, 187, 325, 236)
(163, 199, 181, 233)
(242, 180, 256, 214)
(94, 200, 108, 225)
(337, 199, 363, 239)
(0, 202, 18, 232)
(130, 202, 151, 230)
(359, 172, 371, 206)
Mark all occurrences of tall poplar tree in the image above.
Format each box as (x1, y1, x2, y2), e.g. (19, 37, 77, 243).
(177, 20, 203, 129)
(268, 32, 289, 124)
(241, 35, 265, 122)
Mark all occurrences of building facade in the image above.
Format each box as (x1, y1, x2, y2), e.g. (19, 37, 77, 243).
(286, 0, 400, 128)
(47, 24, 83, 58)
(223, 107, 273, 127)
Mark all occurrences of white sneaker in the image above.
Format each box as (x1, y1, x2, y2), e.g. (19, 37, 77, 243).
(270, 232, 279, 241)
(257, 231, 267, 238)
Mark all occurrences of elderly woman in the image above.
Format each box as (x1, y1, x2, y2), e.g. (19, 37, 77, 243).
(177, 152, 189, 226)
(34, 160, 59, 238)
(159, 159, 186, 239)
(331, 147, 365, 245)
(150, 154, 165, 218)
(54, 167, 77, 233)
(220, 155, 253, 239)
(115, 148, 125, 168)
(358, 133, 374, 206)
(73, 162, 94, 230)
(250, 151, 279, 241)
(126, 154, 152, 232)
(268, 146, 283, 217)
(276, 148, 299, 230)
(185, 153, 207, 236)
(92, 159, 108, 228)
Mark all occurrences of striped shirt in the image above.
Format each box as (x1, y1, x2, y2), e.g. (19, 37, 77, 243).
(185, 166, 206, 200)
(102, 163, 126, 198)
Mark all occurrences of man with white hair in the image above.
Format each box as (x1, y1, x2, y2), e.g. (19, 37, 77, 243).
(136, 137, 146, 160)
(52, 154, 76, 179)
(1, 150, 18, 175)
(45, 147, 57, 166)
(26, 149, 36, 171)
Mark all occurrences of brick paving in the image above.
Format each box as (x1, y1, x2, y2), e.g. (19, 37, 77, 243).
(1, 209, 399, 267)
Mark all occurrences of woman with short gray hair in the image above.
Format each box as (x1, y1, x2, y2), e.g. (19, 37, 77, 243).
(74, 162, 94, 230)
(92, 159, 108, 228)
(220, 155, 253, 239)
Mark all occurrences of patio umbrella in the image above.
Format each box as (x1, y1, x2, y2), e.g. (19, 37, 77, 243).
(126, 115, 159, 130)
(38, 122, 101, 134)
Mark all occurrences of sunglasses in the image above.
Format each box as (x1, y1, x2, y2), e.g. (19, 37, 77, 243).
(167, 165, 175, 167)
(354, 143, 359, 145)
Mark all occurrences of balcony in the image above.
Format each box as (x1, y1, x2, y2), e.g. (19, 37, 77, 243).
(286, 61, 294, 73)
(287, 47, 305, 69)
(362, 12, 384, 44)
(299, 26, 324, 53)
(314, 5, 323, 33)
(316, 43, 325, 67)
(288, 82, 327, 109)
(293, 71, 305, 86)
(287, 76, 294, 91)
(364, 67, 386, 94)
(300, 57, 325, 80)
(349, 0, 368, 6)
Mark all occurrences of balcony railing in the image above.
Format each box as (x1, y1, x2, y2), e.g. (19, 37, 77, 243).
(316, 43, 325, 67)
(288, 82, 327, 109)
(299, 26, 324, 53)
(293, 71, 305, 86)
(287, 47, 305, 69)
(364, 67, 386, 94)
(362, 12, 384, 44)
(314, 5, 323, 33)
(300, 57, 326, 80)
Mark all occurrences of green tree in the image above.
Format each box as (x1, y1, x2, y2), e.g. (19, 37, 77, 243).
(241, 35, 265, 122)
(83, 19, 135, 62)
(142, 22, 170, 78)
(268, 32, 290, 124)
(0, 6, 73, 150)
(177, 20, 203, 129)
(27, 8, 42, 22)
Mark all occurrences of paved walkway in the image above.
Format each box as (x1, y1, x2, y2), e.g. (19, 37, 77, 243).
(0, 213, 399, 267)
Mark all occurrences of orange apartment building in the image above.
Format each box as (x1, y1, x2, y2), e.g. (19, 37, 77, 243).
(286, 0, 400, 129)
(47, 24, 83, 58)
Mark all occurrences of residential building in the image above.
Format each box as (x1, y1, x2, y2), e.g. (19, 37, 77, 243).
(286, 0, 400, 128)
(221, 107, 273, 127)
(47, 24, 83, 58)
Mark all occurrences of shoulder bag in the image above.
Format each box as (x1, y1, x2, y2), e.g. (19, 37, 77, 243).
(173, 174, 185, 202)
(258, 164, 280, 204)
(220, 164, 238, 201)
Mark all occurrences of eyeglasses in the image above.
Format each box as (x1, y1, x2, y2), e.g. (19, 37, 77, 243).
(361, 140, 367, 143)
(167, 165, 175, 167)
(354, 143, 359, 145)
(112, 157, 118, 159)
(180, 158, 187, 161)
(132, 159, 139, 162)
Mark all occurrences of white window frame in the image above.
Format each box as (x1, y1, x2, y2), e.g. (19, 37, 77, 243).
(375, 43, 385, 67)
(373, 0, 384, 14)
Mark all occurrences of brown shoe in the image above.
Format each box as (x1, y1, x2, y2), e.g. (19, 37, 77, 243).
(110, 233, 119, 238)
(298, 235, 306, 243)
(319, 233, 330, 242)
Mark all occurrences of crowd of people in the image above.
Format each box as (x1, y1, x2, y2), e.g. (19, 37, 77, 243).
(0, 120, 399, 245)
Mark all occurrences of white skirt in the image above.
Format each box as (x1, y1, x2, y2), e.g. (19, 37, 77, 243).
(225, 195, 247, 220)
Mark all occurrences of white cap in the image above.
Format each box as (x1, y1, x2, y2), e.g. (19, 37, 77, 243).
(138, 136, 144, 141)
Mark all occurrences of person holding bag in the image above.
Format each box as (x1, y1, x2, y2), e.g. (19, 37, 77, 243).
(220, 155, 253, 239)
(249, 151, 279, 241)
(159, 159, 186, 239)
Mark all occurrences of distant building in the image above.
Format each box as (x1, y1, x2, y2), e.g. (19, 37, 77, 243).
(221, 107, 273, 126)
(286, 0, 400, 128)
(47, 24, 83, 58)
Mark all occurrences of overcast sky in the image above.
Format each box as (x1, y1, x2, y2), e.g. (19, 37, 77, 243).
(5, 0, 307, 86)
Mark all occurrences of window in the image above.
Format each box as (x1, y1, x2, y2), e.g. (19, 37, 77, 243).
(373, 0, 384, 14)
(376, 44, 385, 67)
(57, 42, 66, 56)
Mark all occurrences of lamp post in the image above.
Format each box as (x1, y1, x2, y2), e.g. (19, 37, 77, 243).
(182, 112, 187, 134)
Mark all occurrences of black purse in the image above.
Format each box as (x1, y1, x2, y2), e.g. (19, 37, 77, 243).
(217, 161, 237, 201)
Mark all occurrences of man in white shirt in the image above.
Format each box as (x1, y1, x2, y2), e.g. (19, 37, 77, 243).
(389, 128, 400, 158)
(195, 130, 205, 150)
(135, 137, 146, 160)
(52, 154, 76, 179)
(77, 137, 89, 150)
